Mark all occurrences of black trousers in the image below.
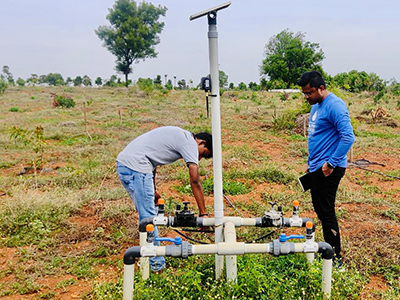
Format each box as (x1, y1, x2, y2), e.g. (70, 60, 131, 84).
(310, 166, 345, 257)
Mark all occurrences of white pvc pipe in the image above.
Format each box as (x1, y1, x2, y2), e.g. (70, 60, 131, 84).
(322, 259, 332, 299)
(192, 244, 218, 255)
(208, 19, 225, 279)
(244, 243, 270, 253)
(139, 232, 149, 280)
(123, 264, 135, 300)
(306, 253, 314, 263)
(224, 222, 237, 282)
(201, 217, 257, 227)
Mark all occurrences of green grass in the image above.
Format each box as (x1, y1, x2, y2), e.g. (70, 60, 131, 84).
(86, 254, 364, 300)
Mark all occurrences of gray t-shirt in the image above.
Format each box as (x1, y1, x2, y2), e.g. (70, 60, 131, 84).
(117, 126, 199, 174)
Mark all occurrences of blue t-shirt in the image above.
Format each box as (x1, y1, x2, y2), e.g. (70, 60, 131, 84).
(308, 93, 355, 172)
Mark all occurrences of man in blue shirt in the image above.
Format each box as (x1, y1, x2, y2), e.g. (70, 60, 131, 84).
(297, 71, 355, 267)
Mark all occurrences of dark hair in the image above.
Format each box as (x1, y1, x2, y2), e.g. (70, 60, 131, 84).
(297, 70, 326, 88)
(194, 132, 213, 158)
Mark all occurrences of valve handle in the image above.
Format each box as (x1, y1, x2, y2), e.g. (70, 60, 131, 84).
(279, 234, 305, 242)
(183, 201, 190, 210)
(155, 236, 182, 245)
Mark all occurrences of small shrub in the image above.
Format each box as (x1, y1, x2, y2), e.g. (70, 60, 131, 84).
(10, 107, 20, 112)
(52, 93, 75, 108)
(373, 90, 385, 105)
(176, 177, 251, 196)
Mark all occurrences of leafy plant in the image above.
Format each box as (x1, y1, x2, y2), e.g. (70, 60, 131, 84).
(176, 177, 251, 196)
(9, 125, 47, 168)
(52, 93, 75, 108)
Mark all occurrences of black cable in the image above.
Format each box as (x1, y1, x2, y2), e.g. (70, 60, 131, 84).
(245, 230, 276, 244)
(180, 228, 214, 233)
(172, 229, 211, 244)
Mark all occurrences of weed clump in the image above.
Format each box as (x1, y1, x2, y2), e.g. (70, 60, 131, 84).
(52, 93, 75, 108)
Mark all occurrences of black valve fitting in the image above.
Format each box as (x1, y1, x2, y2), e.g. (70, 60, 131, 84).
(171, 202, 197, 227)
(123, 246, 141, 265)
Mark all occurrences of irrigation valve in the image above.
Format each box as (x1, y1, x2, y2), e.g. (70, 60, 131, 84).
(146, 224, 155, 244)
(270, 234, 305, 256)
(261, 202, 284, 227)
(289, 200, 303, 227)
(154, 198, 168, 226)
(141, 224, 158, 257)
(304, 221, 318, 253)
(173, 201, 197, 227)
(158, 198, 165, 213)
(279, 234, 305, 242)
(155, 236, 182, 245)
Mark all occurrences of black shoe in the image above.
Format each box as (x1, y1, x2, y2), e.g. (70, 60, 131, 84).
(333, 255, 345, 272)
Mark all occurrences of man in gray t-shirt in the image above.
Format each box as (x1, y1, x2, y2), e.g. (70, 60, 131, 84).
(116, 126, 213, 272)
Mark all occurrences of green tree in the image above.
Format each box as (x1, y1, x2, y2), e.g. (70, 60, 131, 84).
(95, 0, 167, 86)
(219, 70, 228, 89)
(16, 77, 25, 87)
(2, 65, 14, 85)
(238, 82, 247, 90)
(38, 75, 46, 85)
(82, 75, 92, 87)
(248, 82, 260, 91)
(27, 74, 38, 86)
(0, 75, 8, 94)
(177, 79, 187, 90)
(95, 77, 103, 86)
(105, 75, 118, 87)
(153, 75, 162, 85)
(45, 73, 64, 86)
(261, 29, 324, 88)
(73, 76, 83, 87)
(165, 79, 173, 90)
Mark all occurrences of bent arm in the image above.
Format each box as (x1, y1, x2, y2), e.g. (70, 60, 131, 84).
(188, 163, 207, 216)
(329, 107, 355, 167)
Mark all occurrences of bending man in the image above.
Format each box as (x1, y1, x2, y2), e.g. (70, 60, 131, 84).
(116, 126, 213, 272)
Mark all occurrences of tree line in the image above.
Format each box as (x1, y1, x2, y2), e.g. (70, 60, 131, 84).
(1, 65, 399, 97)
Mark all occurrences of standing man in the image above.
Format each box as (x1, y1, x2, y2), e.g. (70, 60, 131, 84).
(116, 126, 213, 272)
(297, 71, 355, 267)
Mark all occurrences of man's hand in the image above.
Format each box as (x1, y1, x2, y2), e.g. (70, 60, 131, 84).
(198, 214, 214, 232)
(154, 191, 161, 206)
(322, 162, 334, 177)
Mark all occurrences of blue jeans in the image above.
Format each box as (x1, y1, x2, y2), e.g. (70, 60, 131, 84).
(116, 162, 165, 271)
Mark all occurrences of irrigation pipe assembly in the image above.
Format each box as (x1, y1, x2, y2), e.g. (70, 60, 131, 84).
(122, 2, 333, 299)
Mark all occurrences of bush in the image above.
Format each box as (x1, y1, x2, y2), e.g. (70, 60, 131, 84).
(52, 93, 75, 108)
(0, 75, 7, 94)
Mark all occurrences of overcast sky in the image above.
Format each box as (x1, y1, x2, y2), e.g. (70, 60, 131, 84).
(1, 0, 399, 85)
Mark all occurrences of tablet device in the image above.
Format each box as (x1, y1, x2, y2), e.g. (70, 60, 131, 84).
(298, 173, 312, 192)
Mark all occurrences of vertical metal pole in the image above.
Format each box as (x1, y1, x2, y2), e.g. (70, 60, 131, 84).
(207, 11, 225, 279)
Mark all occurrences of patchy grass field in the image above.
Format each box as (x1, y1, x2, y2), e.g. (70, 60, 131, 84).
(0, 86, 399, 299)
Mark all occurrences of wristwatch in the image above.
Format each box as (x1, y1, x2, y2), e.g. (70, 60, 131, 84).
(326, 162, 334, 169)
